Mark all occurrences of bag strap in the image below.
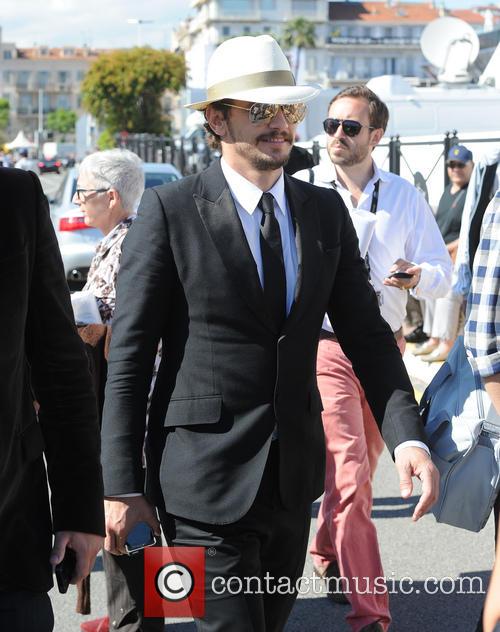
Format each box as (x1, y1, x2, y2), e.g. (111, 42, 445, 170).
(308, 168, 314, 184)
(468, 162, 498, 272)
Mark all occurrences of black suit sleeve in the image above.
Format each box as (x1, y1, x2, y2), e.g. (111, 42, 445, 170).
(325, 198, 427, 454)
(101, 187, 174, 495)
(25, 172, 105, 535)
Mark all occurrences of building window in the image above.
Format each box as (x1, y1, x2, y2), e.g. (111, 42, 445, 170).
(222, 25, 231, 36)
(405, 57, 415, 76)
(263, 25, 271, 32)
(37, 71, 50, 89)
(63, 47, 75, 57)
(220, 0, 252, 14)
(58, 71, 69, 84)
(243, 26, 251, 34)
(384, 27, 393, 38)
(16, 71, 30, 88)
(77, 70, 85, 82)
(3, 50, 12, 60)
(56, 94, 71, 109)
(291, 0, 317, 15)
(3, 71, 12, 84)
(18, 93, 33, 115)
(363, 26, 371, 38)
(362, 57, 372, 78)
(260, 0, 276, 8)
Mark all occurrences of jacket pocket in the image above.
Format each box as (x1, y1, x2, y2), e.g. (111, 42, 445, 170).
(20, 422, 45, 462)
(164, 395, 222, 427)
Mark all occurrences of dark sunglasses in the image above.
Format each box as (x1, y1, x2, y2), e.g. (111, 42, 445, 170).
(221, 102, 307, 125)
(323, 118, 374, 138)
(447, 161, 466, 169)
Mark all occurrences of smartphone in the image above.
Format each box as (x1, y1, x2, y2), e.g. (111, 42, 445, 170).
(125, 522, 156, 555)
(55, 547, 77, 594)
(388, 270, 413, 280)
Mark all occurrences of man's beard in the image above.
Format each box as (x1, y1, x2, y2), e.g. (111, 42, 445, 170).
(328, 138, 370, 167)
(228, 123, 293, 171)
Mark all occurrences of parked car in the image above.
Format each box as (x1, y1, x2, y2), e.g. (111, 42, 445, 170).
(50, 162, 182, 290)
(38, 157, 62, 174)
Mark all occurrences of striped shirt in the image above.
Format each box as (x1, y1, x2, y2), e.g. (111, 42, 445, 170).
(464, 190, 500, 377)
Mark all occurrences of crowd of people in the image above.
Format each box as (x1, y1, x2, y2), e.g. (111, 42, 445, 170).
(0, 33, 498, 632)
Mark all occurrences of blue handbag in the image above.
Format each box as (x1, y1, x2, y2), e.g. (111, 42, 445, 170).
(420, 337, 500, 532)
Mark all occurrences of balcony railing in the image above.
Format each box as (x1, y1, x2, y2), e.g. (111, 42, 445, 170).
(326, 36, 420, 46)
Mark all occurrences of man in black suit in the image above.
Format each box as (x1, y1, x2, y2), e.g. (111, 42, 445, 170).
(0, 167, 105, 631)
(101, 35, 438, 632)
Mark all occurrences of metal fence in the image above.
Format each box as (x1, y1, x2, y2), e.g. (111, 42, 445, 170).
(116, 131, 500, 195)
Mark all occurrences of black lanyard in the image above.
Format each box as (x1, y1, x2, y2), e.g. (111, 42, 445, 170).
(365, 180, 380, 279)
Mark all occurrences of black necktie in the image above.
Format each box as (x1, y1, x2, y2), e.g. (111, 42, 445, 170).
(258, 192, 286, 330)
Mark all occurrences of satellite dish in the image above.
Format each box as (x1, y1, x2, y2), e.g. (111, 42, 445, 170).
(420, 17, 479, 84)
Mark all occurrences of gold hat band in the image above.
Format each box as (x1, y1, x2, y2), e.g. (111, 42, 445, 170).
(207, 70, 296, 102)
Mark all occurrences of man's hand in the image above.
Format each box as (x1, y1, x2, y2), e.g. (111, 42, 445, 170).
(104, 496, 161, 555)
(50, 531, 104, 585)
(383, 258, 421, 290)
(395, 447, 439, 521)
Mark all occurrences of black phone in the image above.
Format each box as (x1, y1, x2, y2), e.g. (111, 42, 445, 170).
(388, 270, 413, 280)
(125, 522, 156, 555)
(55, 547, 77, 594)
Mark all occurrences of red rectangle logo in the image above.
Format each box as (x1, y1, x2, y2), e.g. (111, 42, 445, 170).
(144, 546, 205, 618)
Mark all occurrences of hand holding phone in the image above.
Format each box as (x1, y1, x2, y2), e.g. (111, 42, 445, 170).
(388, 270, 413, 280)
(125, 522, 156, 555)
(55, 547, 76, 594)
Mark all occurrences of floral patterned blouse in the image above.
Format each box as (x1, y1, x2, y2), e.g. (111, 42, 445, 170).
(83, 216, 134, 325)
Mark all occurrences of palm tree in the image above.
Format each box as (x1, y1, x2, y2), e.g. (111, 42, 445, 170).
(281, 17, 316, 81)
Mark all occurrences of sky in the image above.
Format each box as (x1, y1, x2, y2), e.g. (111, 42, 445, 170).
(0, 0, 486, 50)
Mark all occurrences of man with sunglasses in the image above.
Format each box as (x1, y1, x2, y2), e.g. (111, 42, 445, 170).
(101, 38, 439, 632)
(295, 85, 451, 631)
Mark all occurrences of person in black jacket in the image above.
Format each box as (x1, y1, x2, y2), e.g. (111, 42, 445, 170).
(0, 167, 105, 631)
(101, 35, 438, 632)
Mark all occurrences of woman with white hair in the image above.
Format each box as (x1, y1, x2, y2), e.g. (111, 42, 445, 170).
(75, 148, 145, 324)
(75, 149, 164, 632)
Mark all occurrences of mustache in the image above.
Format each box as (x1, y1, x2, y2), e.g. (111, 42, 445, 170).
(330, 139, 349, 149)
(257, 132, 293, 143)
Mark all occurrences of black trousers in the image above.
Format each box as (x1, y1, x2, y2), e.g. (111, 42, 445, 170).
(160, 442, 311, 632)
(0, 590, 53, 632)
(103, 545, 164, 631)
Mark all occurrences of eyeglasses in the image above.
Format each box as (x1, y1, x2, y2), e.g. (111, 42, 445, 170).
(447, 161, 466, 169)
(221, 102, 307, 125)
(323, 118, 374, 138)
(75, 188, 110, 202)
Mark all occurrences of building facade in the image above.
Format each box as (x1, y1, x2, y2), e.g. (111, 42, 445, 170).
(0, 27, 103, 139)
(172, 0, 491, 131)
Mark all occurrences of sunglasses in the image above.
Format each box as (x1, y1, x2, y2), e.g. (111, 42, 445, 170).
(447, 161, 466, 169)
(221, 102, 307, 125)
(323, 118, 375, 138)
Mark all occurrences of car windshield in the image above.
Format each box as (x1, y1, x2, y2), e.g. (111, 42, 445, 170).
(144, 172, 179, 188)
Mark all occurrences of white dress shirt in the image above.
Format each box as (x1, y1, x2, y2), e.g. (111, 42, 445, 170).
(294, 161, 452, 333)
(221, 158, 298, 313)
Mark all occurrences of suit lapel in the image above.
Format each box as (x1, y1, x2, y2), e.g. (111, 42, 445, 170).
(283, 174, 324, 334)
(194, 161, 274, 331)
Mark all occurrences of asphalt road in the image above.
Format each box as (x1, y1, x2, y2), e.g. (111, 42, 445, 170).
(41, 172, 495, 631)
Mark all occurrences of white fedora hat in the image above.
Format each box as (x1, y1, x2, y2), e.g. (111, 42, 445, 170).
(185, 35, 321, 110)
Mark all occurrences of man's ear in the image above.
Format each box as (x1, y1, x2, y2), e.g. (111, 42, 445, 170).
(370, 127, 385, 149)
(205, 105, 228, 139)
(108, 188, 121, 210)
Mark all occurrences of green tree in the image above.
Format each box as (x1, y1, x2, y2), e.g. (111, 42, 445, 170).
(46, 109, 77, 135)
(97, 128, 115, 150)
(0, 98, 10, 131)
(82, 47, 186, 134)
(281, 18, 316, 79)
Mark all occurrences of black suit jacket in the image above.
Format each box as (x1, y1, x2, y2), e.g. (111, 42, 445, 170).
(101, 160, 426, 525)
(0, 168, 104, 592)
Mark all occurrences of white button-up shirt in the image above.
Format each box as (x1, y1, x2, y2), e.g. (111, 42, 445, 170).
(221, 158, 298, 314)
(294, 161, 452, 333)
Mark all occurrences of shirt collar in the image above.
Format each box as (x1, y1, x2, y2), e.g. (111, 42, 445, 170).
(221, 157, 287, 216)
(98, 216, 134, 251)
(315, 159, 390, 189)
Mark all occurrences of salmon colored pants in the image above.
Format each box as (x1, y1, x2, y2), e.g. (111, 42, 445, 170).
(310, 336, 405, 632)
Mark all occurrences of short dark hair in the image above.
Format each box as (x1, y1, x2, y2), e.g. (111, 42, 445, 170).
(203, 102, 231, 150)
(329, 86, 389, 132)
